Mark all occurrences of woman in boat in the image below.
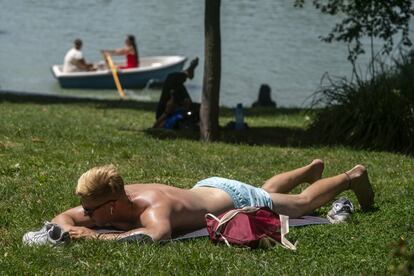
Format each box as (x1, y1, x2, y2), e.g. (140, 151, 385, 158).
(102, 35, 139, 69)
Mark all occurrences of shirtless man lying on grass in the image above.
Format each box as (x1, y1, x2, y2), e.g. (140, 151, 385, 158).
(23, 160, 374, 244)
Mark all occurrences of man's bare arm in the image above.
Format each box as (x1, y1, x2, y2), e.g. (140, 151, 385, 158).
(96, 207, 172, 242)
(51, 206, 95, 232)
(95, 228, 152, 242)
(71, 58, 94, 71)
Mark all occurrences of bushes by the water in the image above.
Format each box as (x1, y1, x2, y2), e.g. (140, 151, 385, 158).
(308, 51, 414, 153)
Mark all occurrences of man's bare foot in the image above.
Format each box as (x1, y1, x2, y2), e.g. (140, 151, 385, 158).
(346, 165, 374, 210)
(185, 57, 199, 79)
(306, 159, 324, 183)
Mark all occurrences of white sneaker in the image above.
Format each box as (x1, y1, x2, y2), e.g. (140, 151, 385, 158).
(22, 222, 69, 246)
(327, 197, 354, 224)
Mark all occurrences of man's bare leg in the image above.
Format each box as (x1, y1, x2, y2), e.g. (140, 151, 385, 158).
(153, 97, 177, 128)
(184, 57, 199, 79)
(347, 165, 375, 210)
(261, 159, 324, 194)
(269, 164, 374, 217)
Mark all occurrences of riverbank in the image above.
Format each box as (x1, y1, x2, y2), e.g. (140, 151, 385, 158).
(0, 98, 412, 274)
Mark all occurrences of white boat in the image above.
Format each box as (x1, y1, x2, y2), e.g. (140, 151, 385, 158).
(51, 56, 187, 89)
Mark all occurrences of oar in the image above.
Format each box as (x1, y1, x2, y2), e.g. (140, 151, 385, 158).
(103, 52, 126, 98)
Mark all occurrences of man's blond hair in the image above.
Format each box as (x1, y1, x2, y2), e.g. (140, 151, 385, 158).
(76, 164, 124, 200)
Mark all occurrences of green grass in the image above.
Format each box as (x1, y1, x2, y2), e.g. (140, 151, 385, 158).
(0, 96, 413, 275)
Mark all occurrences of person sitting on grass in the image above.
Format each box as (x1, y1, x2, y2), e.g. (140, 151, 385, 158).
(23, 159, 374, 245)
(252, 84, 277, 108)
(153, 57, 199, 129)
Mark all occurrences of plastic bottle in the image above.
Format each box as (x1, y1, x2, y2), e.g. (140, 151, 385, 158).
(234, 103, 245, 130)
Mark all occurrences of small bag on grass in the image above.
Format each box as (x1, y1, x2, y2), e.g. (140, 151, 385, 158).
(205, 206, 296, 250)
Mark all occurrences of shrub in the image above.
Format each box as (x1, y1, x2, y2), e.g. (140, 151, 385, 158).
(308, 51, 414, 153)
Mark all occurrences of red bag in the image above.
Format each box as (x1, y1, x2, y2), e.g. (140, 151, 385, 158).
(205, 206, 296, 249)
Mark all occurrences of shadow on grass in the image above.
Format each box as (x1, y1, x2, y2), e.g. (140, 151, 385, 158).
(145, 126, 317, 147)
(145, 126, 414, 157)
(357, 206, 380, 214)
(221, 107, 310, 117)
(0, 90, 157, 111)
(145, 121, 414, 155)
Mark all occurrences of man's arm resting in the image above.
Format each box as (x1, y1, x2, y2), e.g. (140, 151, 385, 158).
(97, 223, 170, 242)
(51, 206, 95, 232)
(72, 58, 94, 71)
(97, 230, 154, 243)
(97, 213, 172, 242)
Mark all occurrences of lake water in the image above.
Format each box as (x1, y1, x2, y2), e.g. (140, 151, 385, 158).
(0, 1, 399, 107)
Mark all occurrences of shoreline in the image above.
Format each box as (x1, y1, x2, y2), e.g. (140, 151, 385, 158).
(0, 89, 117, 102)
(0, 89, 306, 110)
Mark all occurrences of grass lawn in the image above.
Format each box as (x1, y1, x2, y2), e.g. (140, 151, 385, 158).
(0, 95, 413, 274)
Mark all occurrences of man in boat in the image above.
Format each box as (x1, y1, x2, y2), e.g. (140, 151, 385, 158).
(23, 160, 374, 245)
(153, 57, 199, 129)
(63, 39, 95, 73)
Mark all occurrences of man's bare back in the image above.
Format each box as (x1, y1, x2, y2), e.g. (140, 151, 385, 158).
(125, 184, 235, 236)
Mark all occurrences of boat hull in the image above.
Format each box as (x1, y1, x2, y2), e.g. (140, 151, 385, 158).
(52, 56, 187, 89)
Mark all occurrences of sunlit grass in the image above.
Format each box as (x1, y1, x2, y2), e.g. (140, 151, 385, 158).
(0, 99, 412, 274)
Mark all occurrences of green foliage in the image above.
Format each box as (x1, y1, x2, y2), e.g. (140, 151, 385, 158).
(294, 0, 414, 63)
(308, 51, 414, 153)
(0, 99, 413, 274)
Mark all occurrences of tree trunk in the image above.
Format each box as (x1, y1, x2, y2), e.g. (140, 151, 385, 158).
(200, 0, 221, 142)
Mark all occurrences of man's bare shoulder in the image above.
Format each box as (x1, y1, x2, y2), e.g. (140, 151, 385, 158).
(125, 182, 168, 187)
(124, 183, 174, 194)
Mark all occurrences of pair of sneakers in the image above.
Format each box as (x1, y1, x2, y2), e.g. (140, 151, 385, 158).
(327, 197, 354, 224)
(22, 222, 69, 246)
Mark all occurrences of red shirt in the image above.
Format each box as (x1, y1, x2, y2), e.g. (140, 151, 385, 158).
(119, 54, 138, 69)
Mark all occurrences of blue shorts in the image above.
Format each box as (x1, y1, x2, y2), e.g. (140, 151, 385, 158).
(193, 177, 273, 209)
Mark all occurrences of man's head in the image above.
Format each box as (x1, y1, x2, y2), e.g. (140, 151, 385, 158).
(74, 38, 82, 50)
(76, 164, 124, 203)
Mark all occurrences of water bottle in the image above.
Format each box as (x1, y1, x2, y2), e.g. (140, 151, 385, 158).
(234, 103, 245, 130)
